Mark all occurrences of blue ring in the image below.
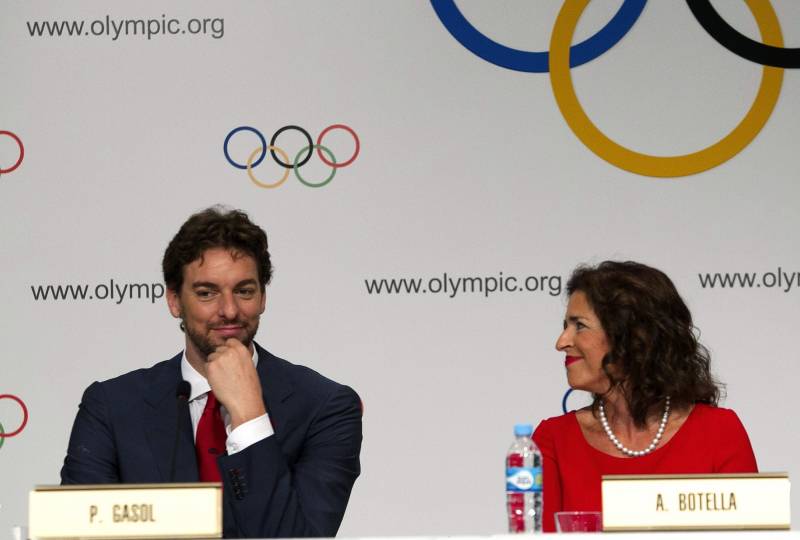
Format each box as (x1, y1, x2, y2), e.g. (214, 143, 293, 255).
(430, 0, 647, 73)
(224, 126, 267, 170)
(561, 388, 574, 414)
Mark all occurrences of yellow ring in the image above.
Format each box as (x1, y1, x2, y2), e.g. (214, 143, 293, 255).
(246, 145, 291, 189)
(549, 0, 784, 178)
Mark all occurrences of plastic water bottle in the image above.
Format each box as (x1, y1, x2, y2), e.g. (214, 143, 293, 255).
(506, 423, 542, 533)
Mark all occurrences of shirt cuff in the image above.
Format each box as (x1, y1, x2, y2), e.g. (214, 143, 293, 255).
(225, 413, 273, 455)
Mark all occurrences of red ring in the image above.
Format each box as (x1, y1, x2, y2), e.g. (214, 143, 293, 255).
(316, 124, 360, 168)
(0, 131, 25, 174)
(0, 394, 29, 438)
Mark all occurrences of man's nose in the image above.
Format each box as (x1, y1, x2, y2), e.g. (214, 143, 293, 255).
(218, 291, 239, 320)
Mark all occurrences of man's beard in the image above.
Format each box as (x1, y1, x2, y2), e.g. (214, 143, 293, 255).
(184, 319, 259, 359)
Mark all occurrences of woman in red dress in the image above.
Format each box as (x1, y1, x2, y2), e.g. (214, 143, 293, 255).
(534, 261, 757, 532)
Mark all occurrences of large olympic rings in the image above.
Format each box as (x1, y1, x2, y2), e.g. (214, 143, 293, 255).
(550, 0, 783, 178)
(687, 0, 800, 69)
(431, 0, 646, 73)
(0, 394, 29, 449)
(432, 1, 795, 177)
(0, 131, 25, 175)
(224, 124, 359, 189)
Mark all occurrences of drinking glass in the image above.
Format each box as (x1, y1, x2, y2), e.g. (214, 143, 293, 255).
(554, 511, 602, 533)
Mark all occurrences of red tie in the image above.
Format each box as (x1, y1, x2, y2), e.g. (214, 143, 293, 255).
(196, 392, 227, 482)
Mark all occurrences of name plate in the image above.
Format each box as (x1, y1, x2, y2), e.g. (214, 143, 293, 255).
(601, 473, 790, 531)
(29, 483, 222, 539)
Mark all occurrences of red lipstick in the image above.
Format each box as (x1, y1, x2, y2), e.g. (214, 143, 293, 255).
(565, 356, 581, 367)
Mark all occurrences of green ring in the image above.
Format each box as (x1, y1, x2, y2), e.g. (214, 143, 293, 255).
(294, 144, 337, 188)
(0, 422, 4, 449)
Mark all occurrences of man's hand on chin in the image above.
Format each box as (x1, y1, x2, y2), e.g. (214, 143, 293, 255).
(206, 338, 266, 429)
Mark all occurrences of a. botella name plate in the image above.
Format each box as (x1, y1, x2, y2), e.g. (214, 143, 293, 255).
(601, 473, 790, 531)
(29, 483, 222, 539)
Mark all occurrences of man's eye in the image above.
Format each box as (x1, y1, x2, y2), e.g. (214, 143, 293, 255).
(237, 288, 256, 297)
(576, 321, 587, 330)
(196, 290, 214, 299)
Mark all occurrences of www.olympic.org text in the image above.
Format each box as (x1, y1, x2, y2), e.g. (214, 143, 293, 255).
(364, 272, 563, 298)
(697, 268, 799, 292)
(26, 15, 224, 41)
(30, 280, 164, 304)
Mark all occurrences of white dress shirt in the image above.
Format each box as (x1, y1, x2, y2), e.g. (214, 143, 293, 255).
(180, 346, 274, 455)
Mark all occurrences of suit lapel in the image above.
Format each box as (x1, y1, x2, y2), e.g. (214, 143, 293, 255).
(256, 343, 294, 436)
(143, 354, 199, 482)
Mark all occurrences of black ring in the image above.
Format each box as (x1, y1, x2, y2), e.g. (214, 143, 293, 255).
(269, 126, 313, 169)
(686, 0, 800, 68)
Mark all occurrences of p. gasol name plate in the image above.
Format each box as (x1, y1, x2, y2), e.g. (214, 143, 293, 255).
(601, 473, 790, 531)
(29, 483, 222, 539)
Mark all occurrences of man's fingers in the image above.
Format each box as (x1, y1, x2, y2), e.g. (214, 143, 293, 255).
(208, 339, 247, 363)
(207, 347, 225, 361)
(225, 338, 246, 352)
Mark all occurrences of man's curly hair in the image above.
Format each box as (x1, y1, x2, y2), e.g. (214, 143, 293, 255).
(162, 206, 272, 293)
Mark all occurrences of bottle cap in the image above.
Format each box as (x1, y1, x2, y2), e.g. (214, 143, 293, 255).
(514, 423, 533, 437)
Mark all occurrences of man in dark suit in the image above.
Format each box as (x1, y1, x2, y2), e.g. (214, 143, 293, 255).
(61, 207, 362, 538)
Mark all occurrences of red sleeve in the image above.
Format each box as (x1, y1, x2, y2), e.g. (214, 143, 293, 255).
(533, 419, 562, 533)
(713, 409, 758, 473)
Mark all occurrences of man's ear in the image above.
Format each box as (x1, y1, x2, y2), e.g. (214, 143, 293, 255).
(166, 287, 182, 318)
(259, 289, 267, 314)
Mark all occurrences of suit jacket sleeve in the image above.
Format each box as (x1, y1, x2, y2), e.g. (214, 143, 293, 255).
(219, 383, 362, 538)
(60, 381, 121, 484)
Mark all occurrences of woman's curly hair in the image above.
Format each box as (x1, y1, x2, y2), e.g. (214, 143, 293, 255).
(567, 261, 721, 427)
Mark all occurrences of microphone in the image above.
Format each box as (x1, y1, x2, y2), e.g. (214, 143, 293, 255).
(176, 380, 191, 401)
(169, 381, 191, 482)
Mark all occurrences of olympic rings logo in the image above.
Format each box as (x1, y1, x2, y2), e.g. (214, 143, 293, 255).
(0, 394, 29, 450)
(561, 388, 590, 414)
(0, 131, 25, 176)
(432, 0, 798, 178)
(223, 124, 360, 189)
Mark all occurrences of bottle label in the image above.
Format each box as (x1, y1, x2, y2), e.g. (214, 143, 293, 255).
(506, 466, 543, 493)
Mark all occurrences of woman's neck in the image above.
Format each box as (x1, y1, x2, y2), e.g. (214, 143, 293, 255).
(599, 390, 663, 439)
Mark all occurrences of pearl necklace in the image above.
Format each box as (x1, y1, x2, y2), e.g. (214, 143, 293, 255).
(598, 397, 670, 457)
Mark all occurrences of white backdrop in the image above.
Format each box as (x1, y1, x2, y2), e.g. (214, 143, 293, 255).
(1, 0, 799, 536)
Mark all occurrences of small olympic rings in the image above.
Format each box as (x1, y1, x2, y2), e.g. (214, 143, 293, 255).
(0, 131, 25, 174)
(317, 125, 360, 168)
(224, 124, 359, 189)
(561, 389, 574, 414)
(295, 145, 336, 188)
(270, 125, 313, 169)
(224, 127, 266, 170)
(0, 394, 29, 449)
(561, 388, 592, 414)
(247, 145, 290, 189)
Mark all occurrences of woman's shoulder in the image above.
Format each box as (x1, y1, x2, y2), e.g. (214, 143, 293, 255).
(536, 411, 578, 429)
(685, 404, 757, 471)
(689, 403, 743, 424)
(682, 403, 750, 440)
(533, 411, 579, 444)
